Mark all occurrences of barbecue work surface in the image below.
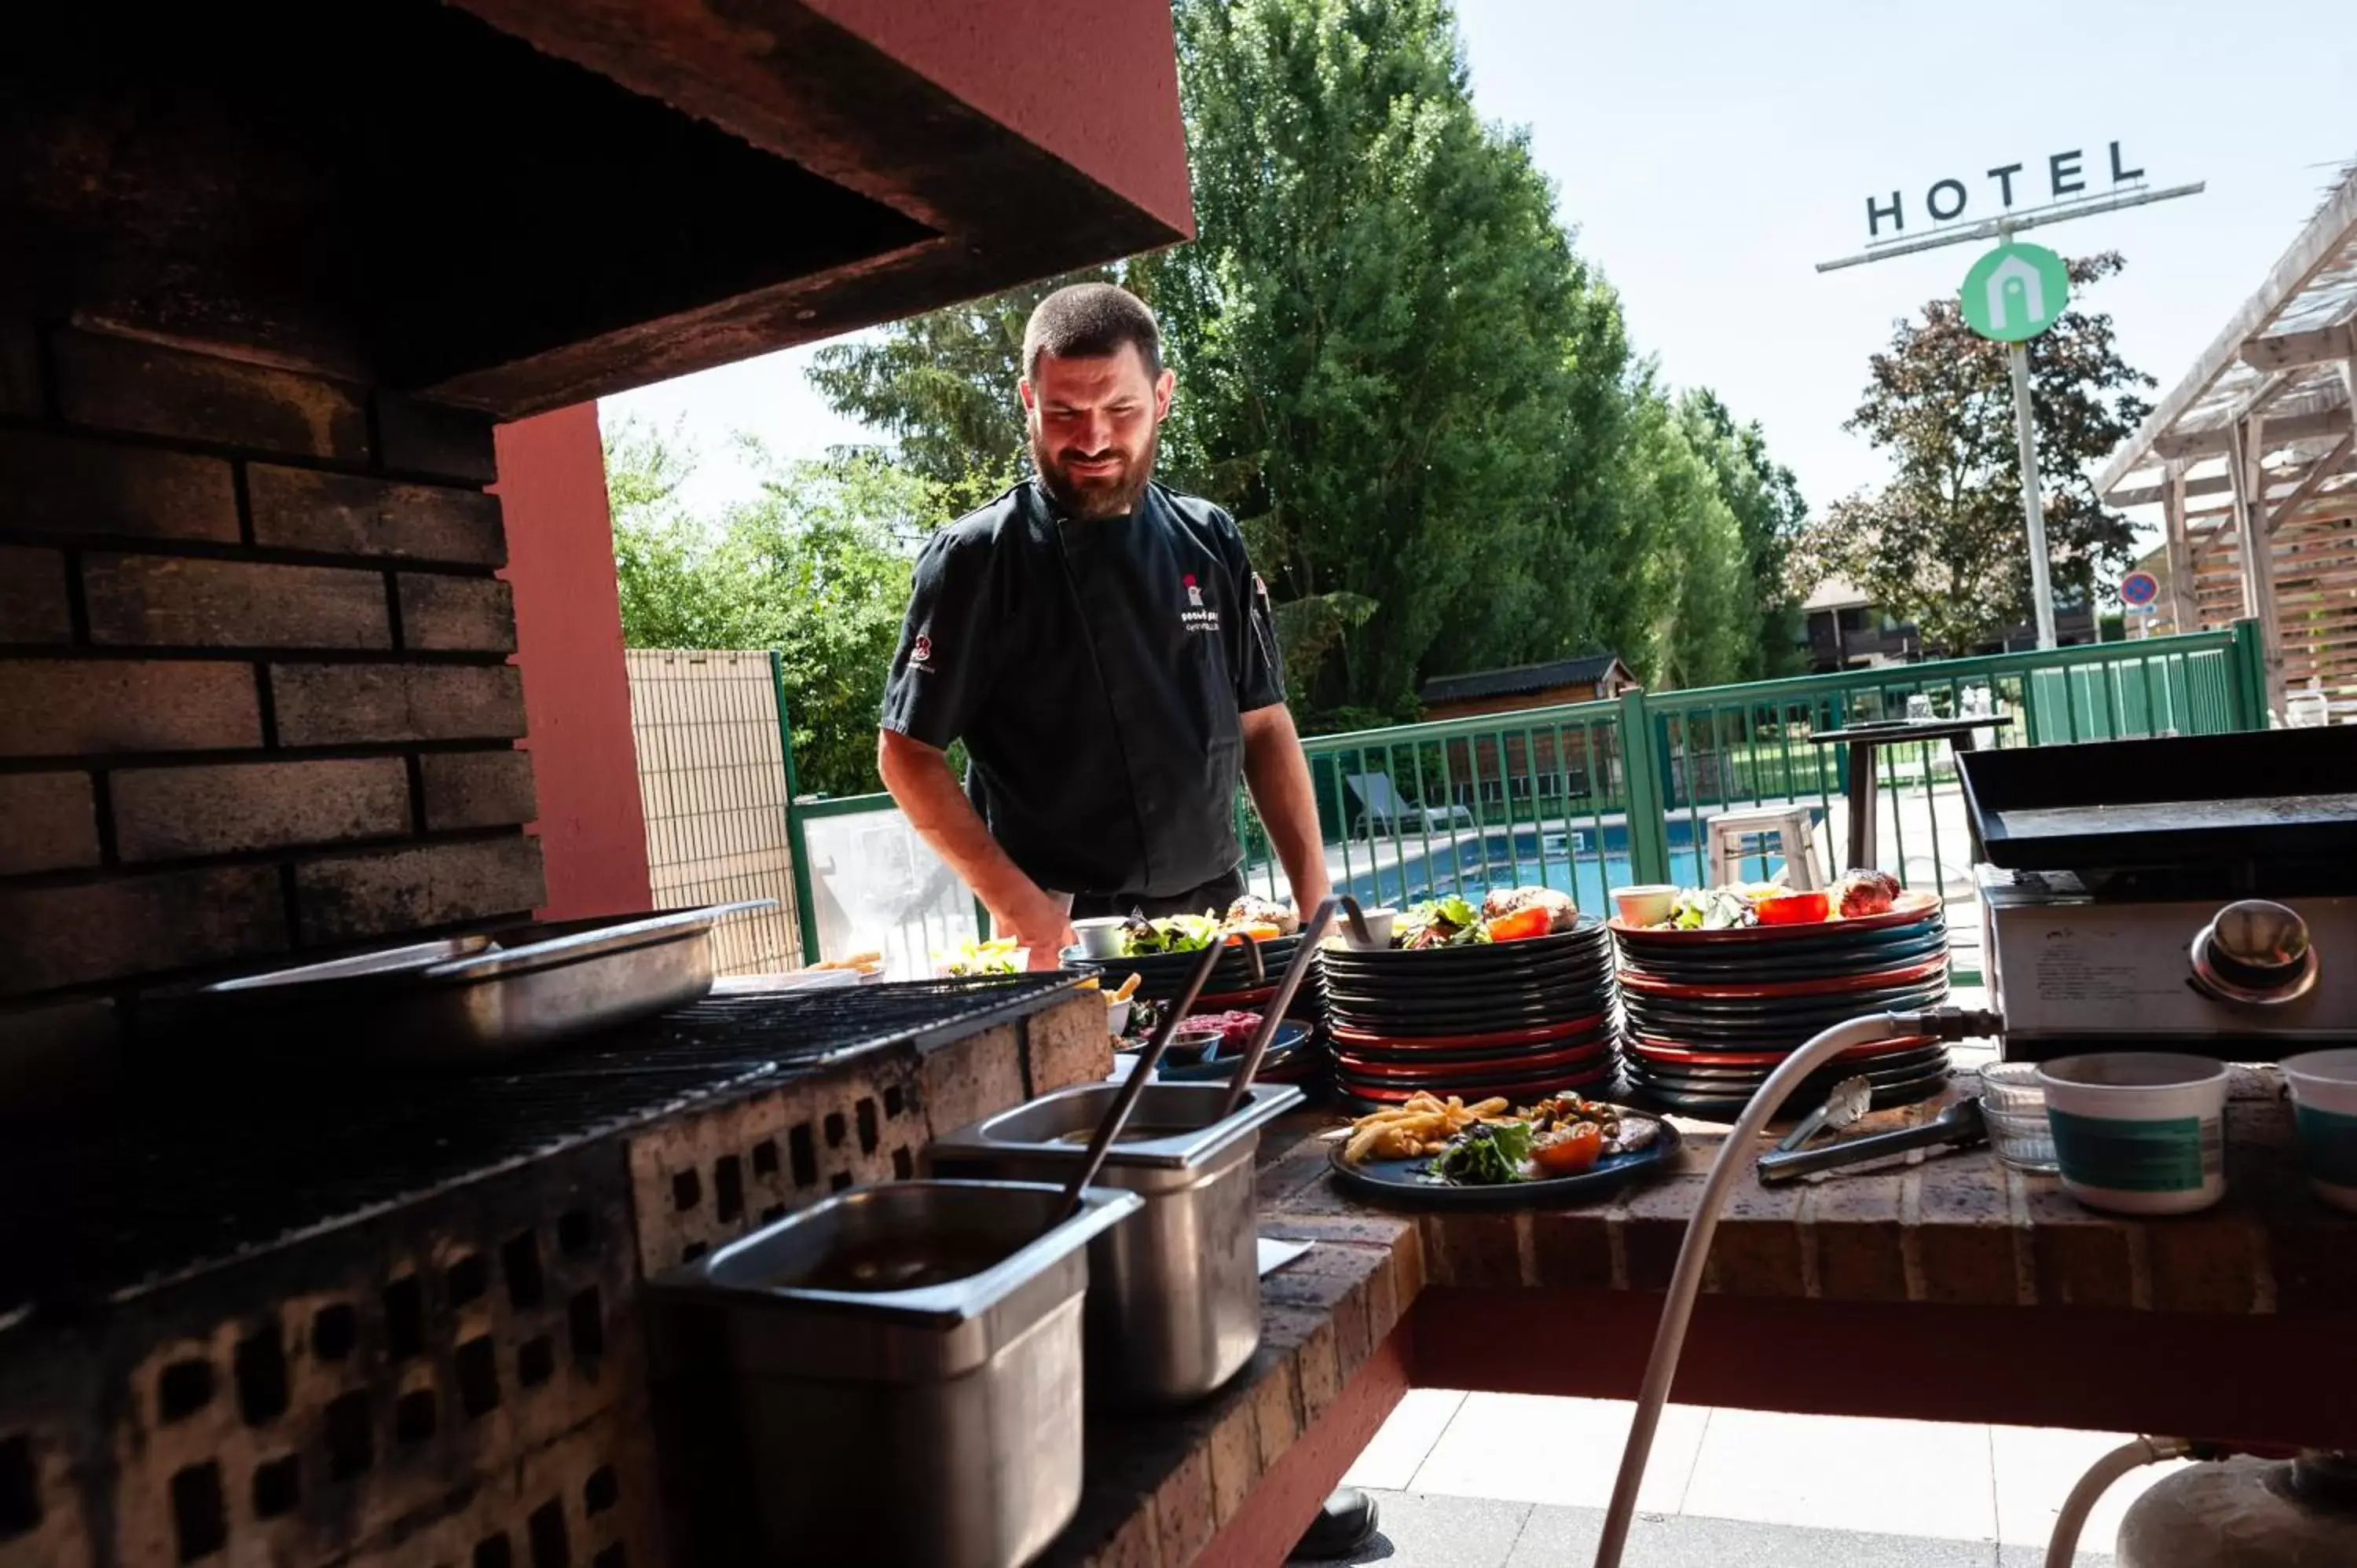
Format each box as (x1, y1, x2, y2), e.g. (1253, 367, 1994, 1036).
(1959, 727, 2357, 870)
(0, 975, 1083, 1316)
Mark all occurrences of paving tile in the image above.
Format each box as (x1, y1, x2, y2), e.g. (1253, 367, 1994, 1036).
(1343, 1388, 1468, 1491)
(1405, 1394, 1708, 1512)
(1989, 1424, 2186, 1552)
(1508, 1505, 2003, 1567)
(1679, 1408, 1999, 1542)
(1323, 1489, 1533, 1567)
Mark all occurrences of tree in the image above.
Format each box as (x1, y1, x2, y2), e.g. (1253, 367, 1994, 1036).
(605, 419, 959, 797)
(1678, 390, 1810, 677)
(1138, 0, 1641, 716)
(1798, 253, 2153, 655)
(805, 270, 1108, 489)
(1615, 383, 1754, 689)
(797, 0, 1811, 716)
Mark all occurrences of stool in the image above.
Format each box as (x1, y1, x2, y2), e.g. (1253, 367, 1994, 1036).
(1704, 805, 1822, 890)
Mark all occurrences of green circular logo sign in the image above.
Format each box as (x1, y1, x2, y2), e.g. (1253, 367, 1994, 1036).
(1960, 242, 2070, 342)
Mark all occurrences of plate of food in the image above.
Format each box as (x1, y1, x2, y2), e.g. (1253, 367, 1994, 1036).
(1607, 871, 1938, 943)
(1122, 1017, 1313, 1082)
(1325, 1090, 1681, 1208)
(1316, 891, 1596, 961)
(934, 936, 1031, 976)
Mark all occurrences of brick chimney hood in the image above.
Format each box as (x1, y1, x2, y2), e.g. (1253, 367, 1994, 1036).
(3, 0, 1194, 416)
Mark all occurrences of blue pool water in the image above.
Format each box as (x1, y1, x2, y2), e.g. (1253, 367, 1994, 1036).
(1318, 817, 1810, 914)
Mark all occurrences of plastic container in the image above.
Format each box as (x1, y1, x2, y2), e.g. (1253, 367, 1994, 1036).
(1351, 908, 1398, 949)
(1613, 885, 1678, 927)
(1073, 916, 1129, 959)
(2282, 1048, 2357, 1214)
(2036, 1053, 2229, 1214)
(1975, 1063, 2059, 1172)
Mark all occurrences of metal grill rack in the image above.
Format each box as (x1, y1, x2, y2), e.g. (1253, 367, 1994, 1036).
(0, 973, 1086, 1568)
(0, 974, 1081, 1317)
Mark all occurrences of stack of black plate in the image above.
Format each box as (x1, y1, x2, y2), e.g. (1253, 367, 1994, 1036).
(1319, 918, 1618, 1112)
(1073, 935, 1304, 1006)
(1611, 894, 1952, 1117)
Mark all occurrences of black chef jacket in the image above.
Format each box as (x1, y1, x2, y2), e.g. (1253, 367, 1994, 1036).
(880, 478, 1286, 902)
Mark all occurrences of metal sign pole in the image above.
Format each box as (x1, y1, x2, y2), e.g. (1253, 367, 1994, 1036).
(1817, 179, 2201, 657)
(2006, 338, 2058, 649)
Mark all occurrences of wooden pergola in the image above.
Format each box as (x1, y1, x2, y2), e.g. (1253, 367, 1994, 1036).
(2098, 162, 2357, 716)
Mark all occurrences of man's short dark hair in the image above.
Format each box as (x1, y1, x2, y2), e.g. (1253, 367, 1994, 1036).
(1022, 283, 1163, 380)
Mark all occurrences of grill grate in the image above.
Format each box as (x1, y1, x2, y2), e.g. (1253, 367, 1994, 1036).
(0, 974, 1080, 1318)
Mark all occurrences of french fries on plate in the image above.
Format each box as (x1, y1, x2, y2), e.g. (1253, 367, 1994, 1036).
(1338, 1093, 1512, 1164)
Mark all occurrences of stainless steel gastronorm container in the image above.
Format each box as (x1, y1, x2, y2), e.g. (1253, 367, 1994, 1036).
(928, 1082, 1304, 1409)
(648, 1180, 1141, 1568)
(169, 901, 770, 1063)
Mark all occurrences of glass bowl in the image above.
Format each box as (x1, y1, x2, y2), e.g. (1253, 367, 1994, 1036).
(1977, 1062, 2058, 1173)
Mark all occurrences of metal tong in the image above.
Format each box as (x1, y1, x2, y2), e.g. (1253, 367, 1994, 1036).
(1218, 895, 1368, 1118)
(1056, 932, 1263, 1223)
(1757, 1096, 1988, 1185)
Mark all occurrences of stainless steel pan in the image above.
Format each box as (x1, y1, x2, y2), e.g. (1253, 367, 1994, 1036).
(167, 900, 773, 1064)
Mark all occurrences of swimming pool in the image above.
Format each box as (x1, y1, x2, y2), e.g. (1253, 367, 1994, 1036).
(1314, 815, 1817, 915)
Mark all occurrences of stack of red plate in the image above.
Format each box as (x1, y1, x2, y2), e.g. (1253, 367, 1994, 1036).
(1319, 919, 1618, 1111)
(1610, 892, 1952, 1117)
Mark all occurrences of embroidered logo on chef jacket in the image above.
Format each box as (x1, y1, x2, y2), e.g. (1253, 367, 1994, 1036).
(1180, 574, 1220, 633)
(910, 633, 933, 665)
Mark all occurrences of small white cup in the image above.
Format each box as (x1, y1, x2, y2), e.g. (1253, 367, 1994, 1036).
(2036, 1053, 2230, 1215)
(1351, 908, 1398, 949)
(1613, 884, 1678, 927)
(1072, 915, 1128, 959)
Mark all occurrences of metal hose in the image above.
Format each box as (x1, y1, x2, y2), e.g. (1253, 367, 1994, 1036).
(2044, 1436, 2192, 1566)
(1592, 1005, 2003, 1568)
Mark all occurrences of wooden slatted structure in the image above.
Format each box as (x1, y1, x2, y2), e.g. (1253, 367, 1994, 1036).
(623, 649, 804, 975)
(2100, 161, 2357, 715)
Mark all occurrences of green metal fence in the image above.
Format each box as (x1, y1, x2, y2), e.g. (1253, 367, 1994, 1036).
(1237, 622, 2263, 984)
(783, 621, 2266, 976)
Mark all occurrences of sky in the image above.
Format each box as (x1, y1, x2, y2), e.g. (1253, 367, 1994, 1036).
(600, 0, 2357, 529)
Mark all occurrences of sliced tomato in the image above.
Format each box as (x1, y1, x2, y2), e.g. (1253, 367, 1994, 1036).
(1754, 890, 1831, 925)
(1531, 1120, 1603, 1175)
(1483, 906, 1553, 943)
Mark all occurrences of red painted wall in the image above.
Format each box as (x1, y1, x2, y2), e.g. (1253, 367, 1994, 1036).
(804, 0, 1194, 240)
(493, 405, 653, 920)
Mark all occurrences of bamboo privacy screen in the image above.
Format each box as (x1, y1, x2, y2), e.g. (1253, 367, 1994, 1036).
(624, 649, 801, 974)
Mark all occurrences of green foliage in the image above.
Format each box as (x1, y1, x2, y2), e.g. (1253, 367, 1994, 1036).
(1677, 390, 1810, 677)
(794, 0, 1809, 724)
(805, 274, 1108, 489)
(606, 419, 966, 797)
(1139, 0, 1634, 716)
(1615, 383, 1753, 689)
(1798, 252, 2152, 656)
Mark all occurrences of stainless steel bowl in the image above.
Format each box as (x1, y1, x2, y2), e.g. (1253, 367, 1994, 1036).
(649, 1180, 1140, 1568)
(929, 1082, 1303, 1409)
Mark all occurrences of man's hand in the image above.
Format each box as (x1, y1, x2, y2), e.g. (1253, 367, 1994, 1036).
(994, 884, 1079, 971)
(880, 729, 1077, 969)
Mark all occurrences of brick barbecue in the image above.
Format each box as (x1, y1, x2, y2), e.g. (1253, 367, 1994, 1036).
(0, 976, 1113, 1567)
(0, 344, 539, 1031)
(0, 2, 1187, 1563)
